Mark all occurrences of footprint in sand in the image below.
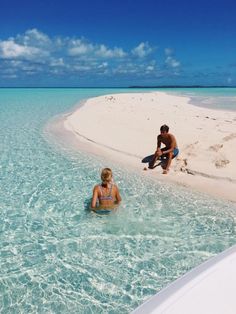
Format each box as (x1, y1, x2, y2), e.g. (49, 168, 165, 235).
(214, 159, 230, 168)
(184, 142, 199, 157)
(222, 133, 236, 142)
(106, 96, 116, 102)
(175, 158, 187, 172)
(208, 144, 223, 152)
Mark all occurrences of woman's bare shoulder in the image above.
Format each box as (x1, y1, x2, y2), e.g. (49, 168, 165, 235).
(93, 184, 100, 191)
(113, 184, 120, 190)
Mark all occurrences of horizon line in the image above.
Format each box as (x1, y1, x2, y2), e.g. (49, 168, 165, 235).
(0, 85, 235, 89)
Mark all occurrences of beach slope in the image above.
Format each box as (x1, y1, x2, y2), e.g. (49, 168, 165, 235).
(64, 92, 236, 202)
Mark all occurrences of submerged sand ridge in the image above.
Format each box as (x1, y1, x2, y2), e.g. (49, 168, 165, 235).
(64, 92, 236, 202)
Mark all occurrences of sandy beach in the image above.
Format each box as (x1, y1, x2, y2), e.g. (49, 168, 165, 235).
(64, 92, 236, 202)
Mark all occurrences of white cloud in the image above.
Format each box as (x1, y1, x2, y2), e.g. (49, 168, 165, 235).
(0, 29, 51, 61)
(132, 42, 153, 58)
(146, 65, 154, 71)
(19, 29, 51, 47)
(98, 62, 108, 69)
(68, 39, 93, 56)
(2, 73, 18, 79)
(0, 40, 44, 59)
(113, 62, 154, 75)
(67, 40, 126, 59)
(73, 64, 93, 71)
(165, 48, 173, 56)
(95, 45, 126, 58)
(7, 60, 23, 67)
(0, 28, 182, 81)
(164, 48, 180, 68)
(165, 56, 180, 68)
(50, 58, 65, 67)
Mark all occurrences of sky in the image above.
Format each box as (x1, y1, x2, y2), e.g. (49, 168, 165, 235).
(0, 0, 235, 87)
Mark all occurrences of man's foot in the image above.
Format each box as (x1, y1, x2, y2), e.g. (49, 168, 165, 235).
(162, 169, 169, 174)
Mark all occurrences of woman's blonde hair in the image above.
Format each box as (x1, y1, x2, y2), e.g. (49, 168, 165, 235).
(101, 168, 112, 183)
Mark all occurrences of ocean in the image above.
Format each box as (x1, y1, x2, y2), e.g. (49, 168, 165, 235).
(0, 87, 236, 313)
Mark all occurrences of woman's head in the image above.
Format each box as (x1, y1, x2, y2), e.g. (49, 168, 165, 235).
(101, 168, 113, 184)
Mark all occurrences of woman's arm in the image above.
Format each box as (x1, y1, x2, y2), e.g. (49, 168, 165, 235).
(115, 186, 122, 204)
(91, 186, 98, 208)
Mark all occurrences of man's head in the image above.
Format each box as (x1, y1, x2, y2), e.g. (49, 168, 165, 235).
(160, 124, 169, 134)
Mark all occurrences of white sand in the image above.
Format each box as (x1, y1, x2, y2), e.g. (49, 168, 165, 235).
(64, 92, 236, 202)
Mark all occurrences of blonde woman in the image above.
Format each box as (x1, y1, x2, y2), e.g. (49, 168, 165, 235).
(91, 168, 122, 210)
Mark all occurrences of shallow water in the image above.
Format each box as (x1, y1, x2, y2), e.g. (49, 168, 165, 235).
(165, 87, 236, 111)
(0, 88, 236, 313)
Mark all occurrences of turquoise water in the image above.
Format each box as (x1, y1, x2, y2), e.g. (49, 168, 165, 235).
(165, 87, 236, 111)
(0, 88, 236, 313)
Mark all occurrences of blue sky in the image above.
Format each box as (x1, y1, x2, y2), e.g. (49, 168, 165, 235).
(0, 0, 235, 87)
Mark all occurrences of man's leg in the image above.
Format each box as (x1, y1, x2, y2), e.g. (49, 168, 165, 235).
(149, 151, 160, 169)
(162, 152, 173, 174)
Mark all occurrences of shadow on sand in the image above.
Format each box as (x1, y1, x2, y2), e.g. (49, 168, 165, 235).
(141, 154, 166, 169)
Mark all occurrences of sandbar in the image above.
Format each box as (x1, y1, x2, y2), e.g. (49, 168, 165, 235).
(63, 92, 236, 202)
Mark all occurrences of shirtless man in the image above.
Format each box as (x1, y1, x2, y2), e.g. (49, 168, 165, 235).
(149, 124, 179, 174)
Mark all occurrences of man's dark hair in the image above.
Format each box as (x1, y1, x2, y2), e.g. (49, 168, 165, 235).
(160, 124, 169, 132)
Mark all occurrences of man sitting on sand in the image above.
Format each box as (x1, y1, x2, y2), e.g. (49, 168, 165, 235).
(149, 124, 179, 174)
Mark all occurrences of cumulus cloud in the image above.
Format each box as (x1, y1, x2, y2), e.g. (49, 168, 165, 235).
(164, 48, 180, 68)
(98, 62, 108, 69)
(95, 45, 126, 58)
(0, 29, 52, 62)
(164, 48, 173, 56)
(165, 56, 180, 68)
(146, 65, 154, 71)
(18, 28, 51, 47)
(68, 39, 93, 56)
(0, 40, 46, 60)
(50, 58, 64, 67)
(0, 29, 129, 78)
(132, 42, 153, 58)
(67, 38, 126, 59)
(0, 28, 181, 83)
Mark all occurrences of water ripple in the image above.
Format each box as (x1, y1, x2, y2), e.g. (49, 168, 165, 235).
(0, 88, 236, 313)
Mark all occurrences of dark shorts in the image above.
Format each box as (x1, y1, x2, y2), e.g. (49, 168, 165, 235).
(93, 209, 112, 215)
(173, 148, 179, 158)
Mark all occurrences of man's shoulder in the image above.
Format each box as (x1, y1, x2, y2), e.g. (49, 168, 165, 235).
(169, 133, 176, 139)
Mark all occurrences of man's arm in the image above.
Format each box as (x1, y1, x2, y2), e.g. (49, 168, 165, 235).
(163, 134, 176, 154)
(157, 135, 161, 149)
(156, 135, 162, 153)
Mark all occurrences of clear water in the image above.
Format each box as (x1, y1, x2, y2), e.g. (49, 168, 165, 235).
(0, 88, 236, 313)
(165, 87, 236, 111)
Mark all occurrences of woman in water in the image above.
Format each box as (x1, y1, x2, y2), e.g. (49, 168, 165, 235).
(91, 168, 122, 210)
